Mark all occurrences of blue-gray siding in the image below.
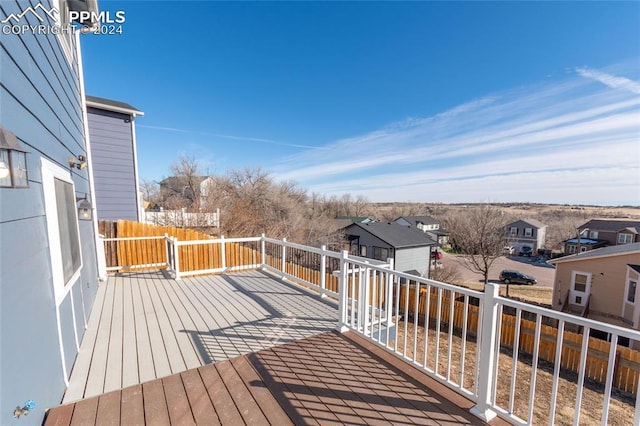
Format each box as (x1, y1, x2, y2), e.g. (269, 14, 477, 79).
(88, 107, 139, 221)
(0, 1, 99, 424)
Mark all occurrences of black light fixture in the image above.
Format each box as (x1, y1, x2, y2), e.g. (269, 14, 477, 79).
(76, 194, 93, 220)
(69, 154, 88, 170)
(0, 125, 29, 188)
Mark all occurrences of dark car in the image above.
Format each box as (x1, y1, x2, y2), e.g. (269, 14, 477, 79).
(499, 270, 537, 285)
(519, 246, 533, 257)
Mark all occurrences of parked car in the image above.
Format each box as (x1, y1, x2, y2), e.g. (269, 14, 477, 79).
(519, 246, 533, 257)
(499, 270, 537, 285)
(503, 246, 515, 255)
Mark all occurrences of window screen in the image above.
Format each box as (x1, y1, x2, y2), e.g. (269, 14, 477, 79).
(54, 178, 81, 284)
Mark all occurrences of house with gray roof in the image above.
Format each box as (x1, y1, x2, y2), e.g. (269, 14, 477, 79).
(550, 243, 640, 342)
(344, 222, 438, 277)
(506, 218, 547, 254)
(394, 215, 449, 247)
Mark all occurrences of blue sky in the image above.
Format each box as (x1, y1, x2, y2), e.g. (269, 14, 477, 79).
(82, 1, 640, 205)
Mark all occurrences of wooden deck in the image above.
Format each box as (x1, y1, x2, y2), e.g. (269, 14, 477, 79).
(46, 331, 507, 425)
(63, 270, 337, 403)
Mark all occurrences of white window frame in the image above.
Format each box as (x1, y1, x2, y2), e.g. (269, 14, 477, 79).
(619, 233, 633, 244)
(524, 227, 533, 237)
(51, 0, 77, 65)
(567, 245, 576, 254)
(510, 227, 518, 236)
(570, 270, 592, 306)
(589, 231, 599, 239)
(625, 279, 637, 305)
(41, 158, 83, 306)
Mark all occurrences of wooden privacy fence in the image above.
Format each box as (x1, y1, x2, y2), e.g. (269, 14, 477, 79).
(100, 220, 260, 273)
(399, 286, 640, 395)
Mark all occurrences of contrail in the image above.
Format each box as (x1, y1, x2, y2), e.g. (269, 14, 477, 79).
(138, 124, 329, 150)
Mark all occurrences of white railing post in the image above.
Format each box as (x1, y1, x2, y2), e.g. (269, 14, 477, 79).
(385, 258, 395, 326)
(164, 233, 170, 270)
(172, 236, 181, 280)
(260, 233, 266, 269)
(220, 235, 226, 270)
(281, 238, 287, 278)
(362, 261, 371, 335)
(471, 282, 499, 422)
(336, 250, 349, 332)
(320, 245, 327, 298)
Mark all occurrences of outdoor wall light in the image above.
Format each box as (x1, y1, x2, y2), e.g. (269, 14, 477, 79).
(76, 194, 93, 220)
(0, 125, 29, 188)
(69, 154, 87, 170)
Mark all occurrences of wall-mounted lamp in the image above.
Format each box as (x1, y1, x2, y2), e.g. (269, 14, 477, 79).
(76, 194, 93, 220)
(13, 400, 36, 418)
(69, 154, 87, 170)
(0, 125, 29, 188)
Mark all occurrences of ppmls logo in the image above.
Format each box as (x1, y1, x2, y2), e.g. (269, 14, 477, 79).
(2, 3, 125, 36)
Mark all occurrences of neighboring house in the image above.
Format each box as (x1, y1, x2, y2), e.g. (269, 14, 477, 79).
(1, 1, 102, 423)
(564, 219, 640, 255)
(86, 95, 144, 221)
(563, 238, 608, 255)
(506, 218, 547, 253)
(550, 243, 640, 337)
(344, 222, 438, 277)
(158, 175, 209, 209)
(394, 215, 449, 247)
(336, 215, 375, 224)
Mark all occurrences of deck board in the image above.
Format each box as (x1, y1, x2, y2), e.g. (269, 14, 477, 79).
(104, 275, 124, 393)
(62, 279, 108, 403)
(95, 390, 120, 426)
(120, 385, 144, 426)
(121, 275, 139, 388)
(63, 270, 336, 404)
(48, 331, 506, 426)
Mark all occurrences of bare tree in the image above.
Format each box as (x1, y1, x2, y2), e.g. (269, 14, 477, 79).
(139, 179, 160, 206)
(443, 204, 509, 287)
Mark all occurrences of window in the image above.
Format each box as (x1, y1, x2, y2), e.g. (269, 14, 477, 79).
(51, 0, 77, 64)
(619, 233, 633, 244)
(55, 178, 82, 283)
(359, 245, 367, 257)
(524, 228, 533, 237)
(589, 231, 598, 239)
(573, 273, 589, 292)
(510, 227, 518, 236)
(567, 245, 576, 254)
(372, 246, 389, 261)
(41, 158, 83, 305)
(580, 246, 587, 252)
(581, 230, 589, 238)
(627, 280, 637, 304)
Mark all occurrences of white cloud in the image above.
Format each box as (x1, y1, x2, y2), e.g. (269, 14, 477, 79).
(576, 67, 640, 95)
(270, 66, 640, 205)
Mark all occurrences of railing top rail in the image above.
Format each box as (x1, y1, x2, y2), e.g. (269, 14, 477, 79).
(174, 236, 261, 246)
(344, 255, 484, 298)
(101, 236, 166, 242)
(498, 295, 640, 340)
(262, 237, 342, 258)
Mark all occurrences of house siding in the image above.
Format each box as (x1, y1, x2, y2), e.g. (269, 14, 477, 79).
(552, 253, 640, 327)
(0, 1, 99, 424)
(394, 246, 431, 277)
(88, 107, 139, 221)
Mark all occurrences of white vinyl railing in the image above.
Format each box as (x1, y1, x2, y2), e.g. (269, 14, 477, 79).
(102, 236, 640, 425)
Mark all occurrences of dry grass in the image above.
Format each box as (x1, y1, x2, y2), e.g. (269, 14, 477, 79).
(460, 281, 554, 306)
(392, 319, 635, 425)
